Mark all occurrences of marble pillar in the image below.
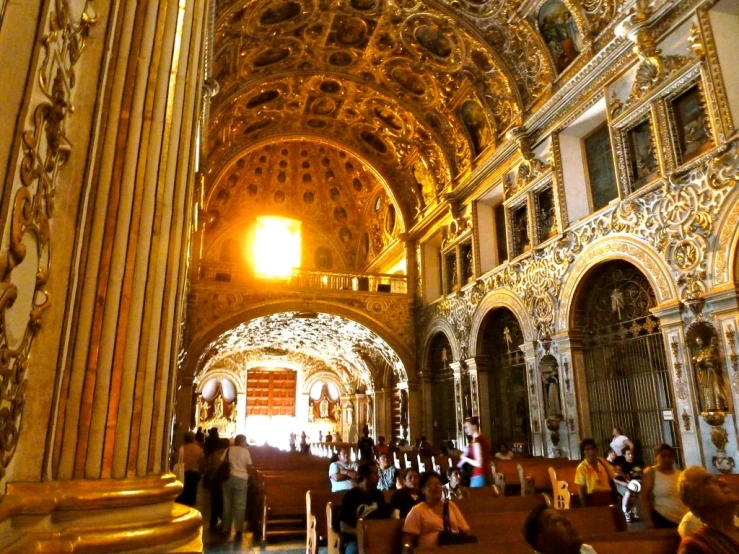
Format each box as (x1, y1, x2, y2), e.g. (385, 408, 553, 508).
(0, 0, 207, 549)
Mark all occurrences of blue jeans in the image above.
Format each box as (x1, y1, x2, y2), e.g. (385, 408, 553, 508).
(470, 475, 488, 488)
(344, 540, 358, 554)
(222, 476, 248, 533)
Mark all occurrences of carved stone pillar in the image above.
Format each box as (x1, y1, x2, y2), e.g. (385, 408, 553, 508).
(450, 362, 466, 446)
(465, 356, 493, 435)
(374, 388, 390, 440)
(0, 0, 207, 549)
(520, 342, 546, 456)
(235, 392, 247, 436)
(418, 370, 435, 440)
(406, 380, 422, 444)
(552, 332, 586, 459)
(355, 393, 368, 433)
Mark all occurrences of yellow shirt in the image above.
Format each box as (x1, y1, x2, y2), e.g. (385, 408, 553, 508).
(575, 458, 615, 493)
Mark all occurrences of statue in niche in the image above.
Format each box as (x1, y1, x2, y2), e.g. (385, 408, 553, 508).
(214, 395, 224, 419)
(441, 346, 449, 367)
(692, 335, 729, 413)
(503, 326, 512, 352)
(346, 403, 354, 426)
(540, 355, 562, 419)
(320, 396, 330, 418)
(611, 288, 624, 320)
(198, 396, 209, 423)
(332, 402, 342, 421)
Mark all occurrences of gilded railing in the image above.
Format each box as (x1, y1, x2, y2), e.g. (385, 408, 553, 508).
(197, 262, 408, 294)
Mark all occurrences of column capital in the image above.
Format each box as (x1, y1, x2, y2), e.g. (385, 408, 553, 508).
(552, 331, 587, 350)
(464, 355, 494, 373)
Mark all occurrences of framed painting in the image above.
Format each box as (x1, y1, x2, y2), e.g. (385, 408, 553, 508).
(512, 204, 530, 257)
(626, 119, 658, 191)
(538, 0, 582, 72)
(669, 84, 713, 164)
(536, 187, 558, 241)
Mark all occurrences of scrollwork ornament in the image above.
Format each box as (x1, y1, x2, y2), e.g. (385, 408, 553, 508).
(0, 0, 97, 484)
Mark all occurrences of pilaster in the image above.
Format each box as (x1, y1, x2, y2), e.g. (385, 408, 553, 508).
(464, 356, 493, 437)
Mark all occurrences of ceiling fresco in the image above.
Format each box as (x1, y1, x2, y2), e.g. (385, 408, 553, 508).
(195, 312, 408, 391)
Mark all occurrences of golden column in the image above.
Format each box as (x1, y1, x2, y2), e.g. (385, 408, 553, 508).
(0, 0, 208, 550)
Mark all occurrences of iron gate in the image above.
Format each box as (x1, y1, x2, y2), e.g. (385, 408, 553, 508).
(579, 263, 680, 466)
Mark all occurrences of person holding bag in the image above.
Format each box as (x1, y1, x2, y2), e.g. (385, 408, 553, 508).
(401, 471, 475, 549)
(220, 434, 253, 540)
(575, 438, 618, 507)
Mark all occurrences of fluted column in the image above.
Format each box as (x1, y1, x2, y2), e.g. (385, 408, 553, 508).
(0, 0, 208, 550)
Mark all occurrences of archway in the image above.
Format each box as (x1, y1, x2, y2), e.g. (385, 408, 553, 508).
(426, 332, 456, 447)
(571, 260, 679, 465)
(478, 307, 531, 455)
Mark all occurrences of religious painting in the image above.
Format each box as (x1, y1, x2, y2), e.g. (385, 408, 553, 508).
(444, 250, 457, 293)
(627, 119, 658, 190)
(536, 187, 557, 241)
(460, 100, 493, 157)
(584, 123, 618, 210)
(671, 85, 713, 164)
(512, 205, 530, 257)
(459, 241, 473, 284)
(538, 0, 582, 72)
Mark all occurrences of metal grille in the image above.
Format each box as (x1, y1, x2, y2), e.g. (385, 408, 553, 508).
(482, 309, 531, 454)
(579, 263, 680, 466)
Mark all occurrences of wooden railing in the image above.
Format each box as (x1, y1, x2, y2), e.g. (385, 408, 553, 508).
(197, 262, 408, 294)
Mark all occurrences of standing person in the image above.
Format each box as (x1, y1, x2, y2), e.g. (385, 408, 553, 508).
(641, 443, 688, 529)
(221, 434, 253, 540)
(610, 426, 634, 460)
(329, 447, 358, 492)
(300, 431, 308, 453)
(575, 438, 617, 507)
(205, 438, 230, 529)
(357, 425, 375, 461)
(338, 461, 390, 554)
(457, 416, 492, 488)
(175, 431, 204, 507)
(677, 466, 739, 553)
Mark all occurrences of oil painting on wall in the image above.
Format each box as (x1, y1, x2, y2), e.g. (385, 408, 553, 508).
(538, 0, 582, 72)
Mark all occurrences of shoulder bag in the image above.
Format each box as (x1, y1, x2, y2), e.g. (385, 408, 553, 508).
(437, 501, 478, 546)
(216, 447, 230, 483)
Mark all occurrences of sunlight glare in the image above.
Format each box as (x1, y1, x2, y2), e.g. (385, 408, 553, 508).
(253, 217, 301, 278)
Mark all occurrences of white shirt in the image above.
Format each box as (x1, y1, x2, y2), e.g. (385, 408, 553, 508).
(609, 435, 629, 456)
(679, 510, 739, 538)
(329, 461, 356, 492)
(223, 446, 252, 480)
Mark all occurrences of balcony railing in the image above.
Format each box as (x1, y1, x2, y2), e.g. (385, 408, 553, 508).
(197, 262, 408, 295)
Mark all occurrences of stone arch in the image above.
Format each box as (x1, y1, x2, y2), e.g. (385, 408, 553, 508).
(184, 298, 414, 384)
(196, 370, 245, 395)
(303, 370, 350, 397)
(557, 236, 678, 332)
(421, 317, 462, 365)
(469, 288, 535, 357)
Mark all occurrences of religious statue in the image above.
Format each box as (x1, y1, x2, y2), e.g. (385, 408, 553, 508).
(319, 396, 330, 418)
(693, 336, 729, 413)
(346, 403, 354, 426)
(503, 326, 512, 352)
(214, 394, 224, 419)
(545, 372, 562, 418)
(611, 288, 624, 320)
(332, 402, 342, 421)
(441, 346, 449, 367)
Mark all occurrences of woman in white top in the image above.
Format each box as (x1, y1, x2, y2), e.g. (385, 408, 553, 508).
(609, 427, 634, 457)
(641, 443, 688, 529)
(221, 434, 253, 539)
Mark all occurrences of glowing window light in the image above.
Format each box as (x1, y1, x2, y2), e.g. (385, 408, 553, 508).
(253, 216, 301, 278)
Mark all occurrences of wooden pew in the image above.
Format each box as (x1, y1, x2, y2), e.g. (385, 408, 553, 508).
(307, 490, 346, 554)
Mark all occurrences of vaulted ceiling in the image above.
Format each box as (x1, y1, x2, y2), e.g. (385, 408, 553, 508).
(205, 0, 616, 234)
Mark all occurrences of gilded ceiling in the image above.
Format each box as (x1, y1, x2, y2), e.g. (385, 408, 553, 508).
(207, 0, 619, 223)
(204, 140, 402, 271)
(195, 312, 408, 391)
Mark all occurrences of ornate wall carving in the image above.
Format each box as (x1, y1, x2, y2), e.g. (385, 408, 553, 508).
(0, 0, 97, 483)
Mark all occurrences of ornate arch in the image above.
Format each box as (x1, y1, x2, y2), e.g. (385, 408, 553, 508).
(196, 370, 245, 394)
(421, 317, 461, 367)
(557, 235, 678, 331)
(302, 370, 351, 397)
(711, 188, 739, 288)
(184, 298, 414, 383)
(469, 288, 535, 357)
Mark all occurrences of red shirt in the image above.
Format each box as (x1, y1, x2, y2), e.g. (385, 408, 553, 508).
(471, 435, 492, 478)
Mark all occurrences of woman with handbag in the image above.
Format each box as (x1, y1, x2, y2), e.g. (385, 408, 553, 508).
(220, 434, 253, 540)
(575, 438, 618, 507)
(641, 443, 687, 529)
(401, 471, 475, 549)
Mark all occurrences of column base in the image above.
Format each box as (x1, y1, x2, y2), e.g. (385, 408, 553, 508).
(0, 474, 202, 553)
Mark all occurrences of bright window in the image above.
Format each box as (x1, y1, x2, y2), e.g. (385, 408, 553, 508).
(253, 216, 301, 278)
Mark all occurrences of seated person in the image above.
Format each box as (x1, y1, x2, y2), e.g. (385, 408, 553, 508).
(613, 446, 643, 522)
(391, 468, 423, 517)
(605, 447, 618, 465)
(338, 461, 390, 554)
(523, 505, 598, 554)
(329, 447, 358, 493)
(402, 471, 471, 549)
(442, 468, 468, 500)
(677, 466, 739, 553)
(575, 438, 616, 507)
(495, 443, 514, 460)
(679, 510, 739, 538)
(377, 453, 398, 491)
